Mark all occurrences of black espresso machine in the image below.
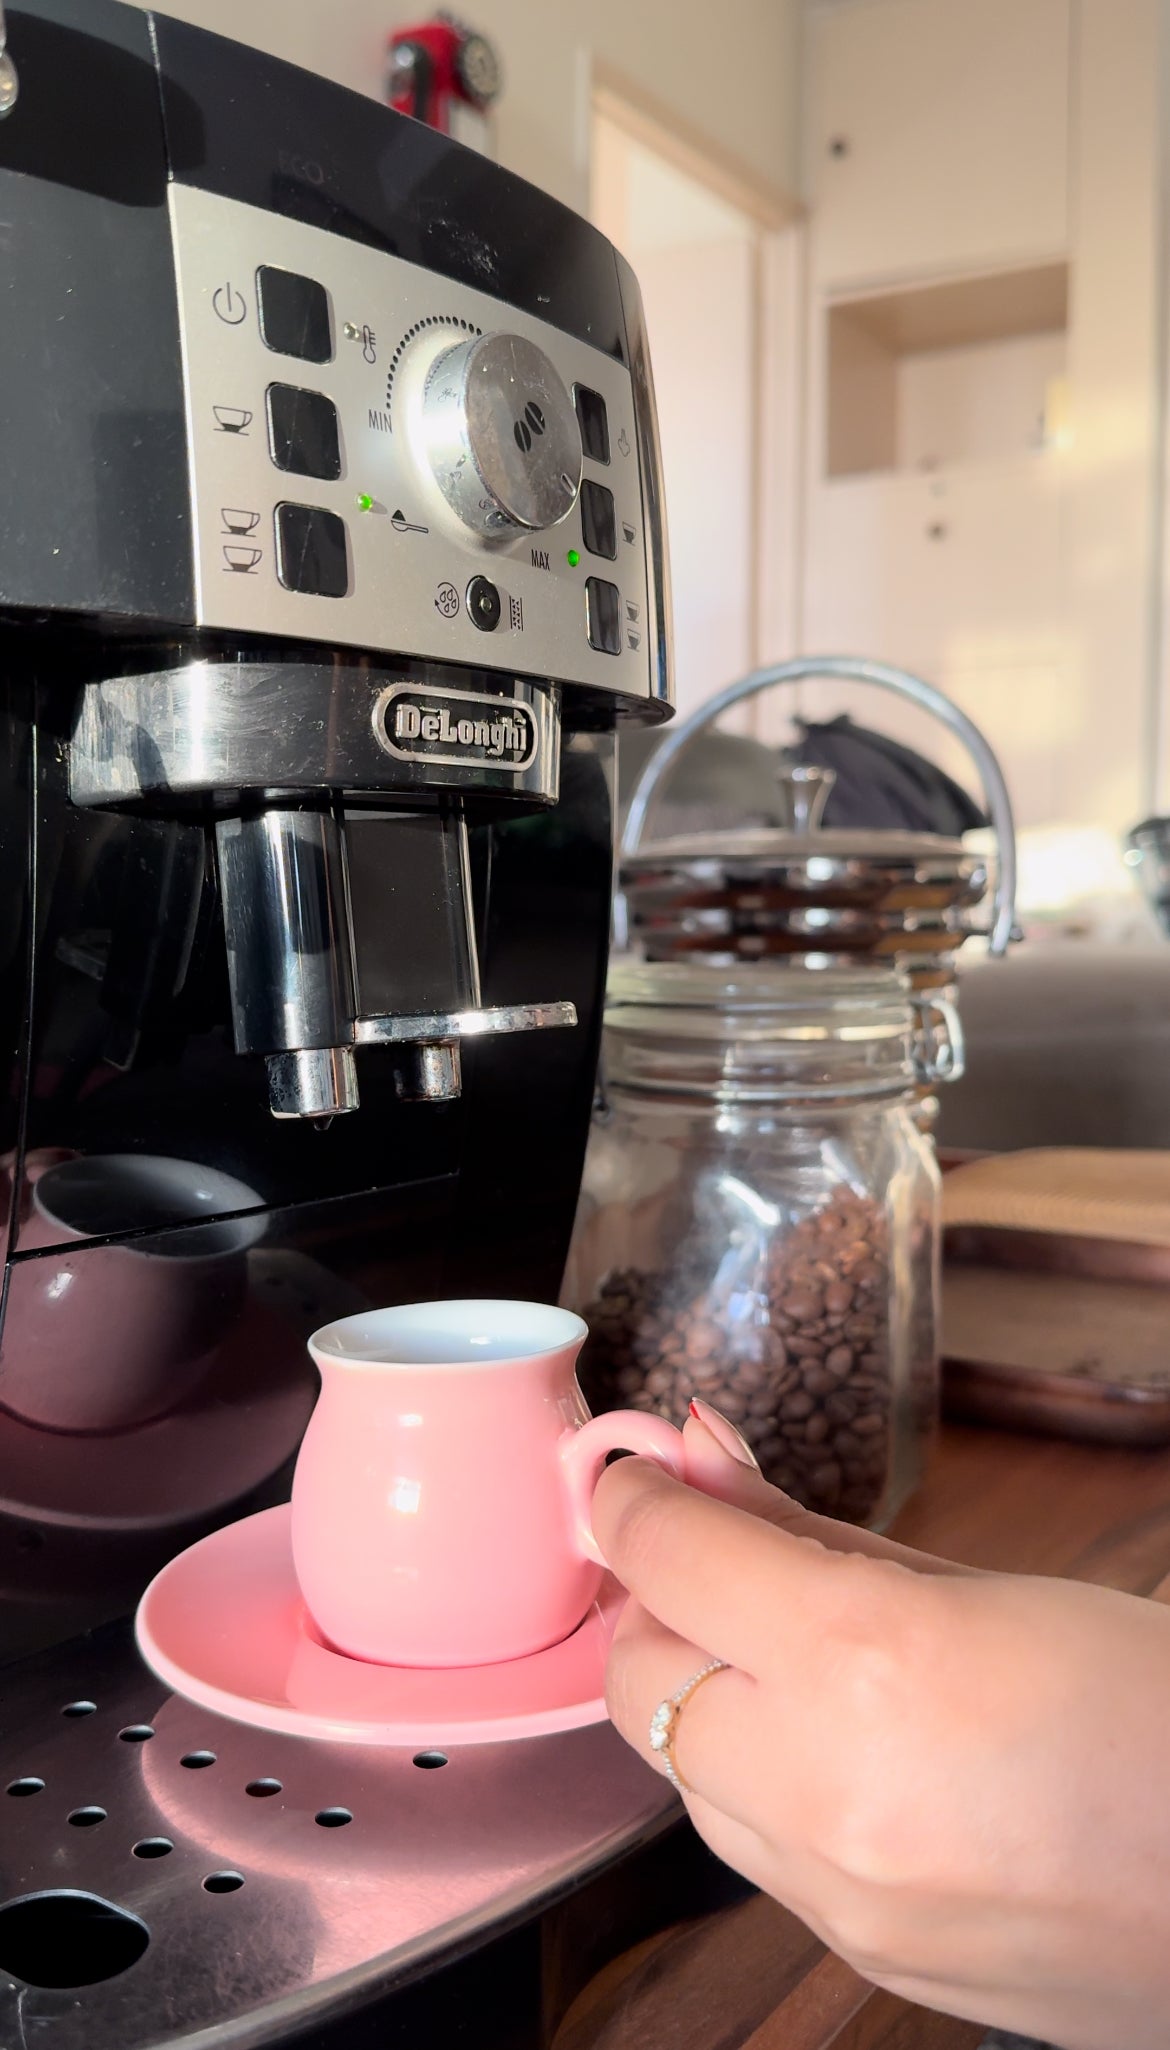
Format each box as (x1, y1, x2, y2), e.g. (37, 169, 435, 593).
(0, 6, 709, 2043)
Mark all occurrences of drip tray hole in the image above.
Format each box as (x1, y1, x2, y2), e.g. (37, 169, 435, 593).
(0, 1891, 149, 1988)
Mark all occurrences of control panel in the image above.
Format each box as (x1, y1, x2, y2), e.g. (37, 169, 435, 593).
(169, 185, 653, 701)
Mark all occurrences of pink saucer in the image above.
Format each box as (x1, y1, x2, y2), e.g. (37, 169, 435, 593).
(136, 1504, 626, 1747)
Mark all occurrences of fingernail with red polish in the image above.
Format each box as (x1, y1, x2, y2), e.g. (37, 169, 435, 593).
(688, 1397, 760, 1469)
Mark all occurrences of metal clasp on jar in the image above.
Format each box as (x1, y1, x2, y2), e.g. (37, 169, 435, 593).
(911, 994, 965, 1086)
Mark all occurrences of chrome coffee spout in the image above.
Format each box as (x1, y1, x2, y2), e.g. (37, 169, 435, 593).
(0, 1, 19, 117)
(70, 660, 579, 1121)
(216, 808, 359, 1121)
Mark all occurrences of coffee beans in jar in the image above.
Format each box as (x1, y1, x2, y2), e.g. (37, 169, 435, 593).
(579, 1184, 894, 1524)
(563, 960, 946, 1529)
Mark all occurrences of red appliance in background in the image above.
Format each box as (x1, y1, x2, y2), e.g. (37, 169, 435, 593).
(387, 11, 502, 140)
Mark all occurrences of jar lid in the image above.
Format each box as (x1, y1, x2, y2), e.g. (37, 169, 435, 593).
(603, 958, 922, 1101)
(622, 826, 985, 904)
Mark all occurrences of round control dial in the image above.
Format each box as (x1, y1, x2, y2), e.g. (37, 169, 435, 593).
(419, 332, 582, 537)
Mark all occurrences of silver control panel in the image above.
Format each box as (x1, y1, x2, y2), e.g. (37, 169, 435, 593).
(169, 184, 654, 699)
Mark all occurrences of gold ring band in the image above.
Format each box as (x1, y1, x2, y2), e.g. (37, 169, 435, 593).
(648, 1659, 730, 1791)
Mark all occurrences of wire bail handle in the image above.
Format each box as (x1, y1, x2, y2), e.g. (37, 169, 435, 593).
(912, 992, 966, 1085)
(621, 656, 1018, 958)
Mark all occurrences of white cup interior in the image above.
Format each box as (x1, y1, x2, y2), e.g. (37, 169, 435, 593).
(35, 1155, 265, 1257)
(310, 1299, 587, 1366)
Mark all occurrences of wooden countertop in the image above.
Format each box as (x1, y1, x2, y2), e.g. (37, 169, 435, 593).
(550, 1423, 1170, 2049)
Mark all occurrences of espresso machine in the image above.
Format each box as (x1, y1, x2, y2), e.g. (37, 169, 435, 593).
(0, 5, 698, 2040)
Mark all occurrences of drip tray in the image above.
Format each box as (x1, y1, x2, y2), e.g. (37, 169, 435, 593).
(0, 1621, 676, 2048)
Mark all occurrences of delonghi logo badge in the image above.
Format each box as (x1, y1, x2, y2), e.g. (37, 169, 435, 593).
(376, 685, 538, 771)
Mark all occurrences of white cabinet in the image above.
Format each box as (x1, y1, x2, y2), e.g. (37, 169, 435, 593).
(803, 458, 1066, 669)
(794, 0, 1162, 844)
(807, 0, 1071, 289)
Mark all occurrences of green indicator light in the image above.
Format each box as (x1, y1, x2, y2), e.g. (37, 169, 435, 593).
(356, 493, 374, 513)
(566, 547, 580, 567)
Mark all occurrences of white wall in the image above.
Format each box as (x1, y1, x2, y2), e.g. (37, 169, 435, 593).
(788, 0, 1165, 861)
(148, 0, 802, 215)
(591, 119, 765, 722)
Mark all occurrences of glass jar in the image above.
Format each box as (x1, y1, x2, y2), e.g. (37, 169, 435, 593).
(563, 960, 947, 1528)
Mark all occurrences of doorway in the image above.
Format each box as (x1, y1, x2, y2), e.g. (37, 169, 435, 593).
(589, 86, 800, 731)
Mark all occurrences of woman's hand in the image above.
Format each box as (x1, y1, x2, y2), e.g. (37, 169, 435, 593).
(594, 1403, 1170, 2050)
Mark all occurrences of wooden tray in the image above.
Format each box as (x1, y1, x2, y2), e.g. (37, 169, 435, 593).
(943, 1263, 1170, 1445)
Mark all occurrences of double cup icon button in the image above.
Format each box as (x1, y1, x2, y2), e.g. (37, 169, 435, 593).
(222, 506, 262, 574)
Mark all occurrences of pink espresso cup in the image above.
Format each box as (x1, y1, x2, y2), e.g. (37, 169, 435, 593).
(291, 1299, 685, 1668)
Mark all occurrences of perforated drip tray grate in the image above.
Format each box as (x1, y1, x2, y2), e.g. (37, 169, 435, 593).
(0, 1621, 675, 2049)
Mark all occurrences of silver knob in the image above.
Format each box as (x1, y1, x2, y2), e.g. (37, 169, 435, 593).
(419, 331, 582, 537)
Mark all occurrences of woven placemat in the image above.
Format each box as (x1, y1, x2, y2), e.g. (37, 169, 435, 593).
(942, 1149, 1170, 1250)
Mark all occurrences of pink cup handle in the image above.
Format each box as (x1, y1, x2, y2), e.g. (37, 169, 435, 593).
(560, 1410, 685, 1567)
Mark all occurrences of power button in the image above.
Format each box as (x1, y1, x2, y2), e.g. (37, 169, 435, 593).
(212, 282, 247, 326)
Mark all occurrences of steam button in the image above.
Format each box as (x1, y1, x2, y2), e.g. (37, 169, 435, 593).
(257, 266, 333, 364)
(573, 384, 610, 465)
(275, 503, 349, 598)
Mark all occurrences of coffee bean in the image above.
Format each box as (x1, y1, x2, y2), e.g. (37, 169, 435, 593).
(824, 1392, 857, 1425)
(690, 1360, 724, 1389)
(781, 1290, 823, 1322)
(853, 1411, 886, 1437)
(780, 1391, 815, 1421)
(576, 1178, 907, 1530)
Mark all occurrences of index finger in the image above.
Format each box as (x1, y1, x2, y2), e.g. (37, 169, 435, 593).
(592, 1454, 917, 1678)
(682, 1411, 974, 1577)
